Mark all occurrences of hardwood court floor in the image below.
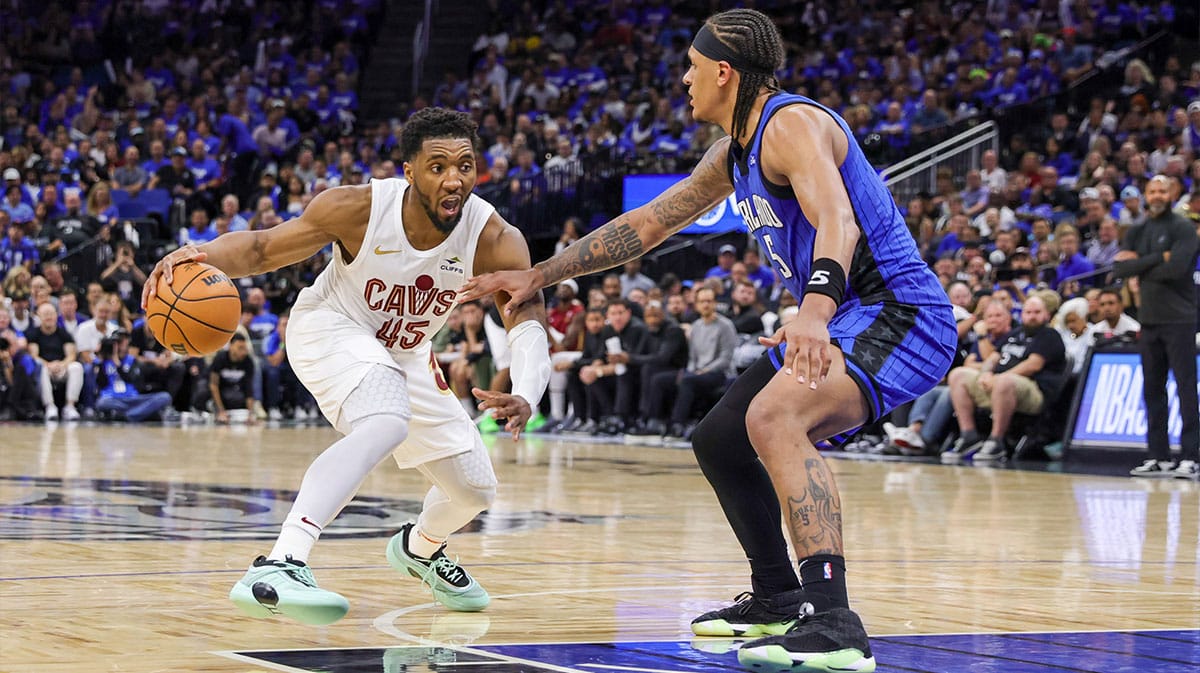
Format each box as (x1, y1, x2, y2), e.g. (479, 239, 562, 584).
(0, 422, 1196, 672)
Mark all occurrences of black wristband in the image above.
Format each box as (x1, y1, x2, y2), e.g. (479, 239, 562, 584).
(802, 258, 847, 307)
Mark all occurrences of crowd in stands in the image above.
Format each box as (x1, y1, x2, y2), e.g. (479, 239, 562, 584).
(1, 1, 1198, 466)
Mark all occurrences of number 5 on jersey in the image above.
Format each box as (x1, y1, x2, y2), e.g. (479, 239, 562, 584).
(376, 318, 430, 349)
(762, 233, 793, 279)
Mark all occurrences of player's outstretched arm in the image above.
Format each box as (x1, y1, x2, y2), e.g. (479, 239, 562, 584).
(458, 137, 734, 312)
(142, 185, 368, 309)
(470, 215, 552, 440)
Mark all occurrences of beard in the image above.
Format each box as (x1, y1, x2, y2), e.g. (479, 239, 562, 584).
(1146, 201, 1168, 217)
(409, 180, 463, 234)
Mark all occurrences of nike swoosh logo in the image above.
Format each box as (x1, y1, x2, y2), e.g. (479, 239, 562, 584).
(374, 246, 405, 255)
(300, 516, 322, 530)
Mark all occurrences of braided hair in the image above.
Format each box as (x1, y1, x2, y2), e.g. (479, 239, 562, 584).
(703, 9, 785, 141)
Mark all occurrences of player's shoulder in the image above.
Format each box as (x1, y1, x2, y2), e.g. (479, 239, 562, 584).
(763, 104, 837, 144)
(301, 183, 373, 229)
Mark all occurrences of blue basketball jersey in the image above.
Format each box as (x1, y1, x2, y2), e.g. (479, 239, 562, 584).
(729, 93, 946, 311)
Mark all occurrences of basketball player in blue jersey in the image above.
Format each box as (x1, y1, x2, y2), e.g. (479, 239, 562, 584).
(461, 9, 955, 672)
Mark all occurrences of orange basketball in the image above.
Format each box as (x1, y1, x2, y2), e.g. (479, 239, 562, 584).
(145, 262, 241, 356)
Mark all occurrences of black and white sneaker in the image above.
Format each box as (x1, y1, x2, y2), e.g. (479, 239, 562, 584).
(737, 605, 876, 672)
(1129, 459, 1177, 478)
(691, 588, 816, 637)
(1171, 460, 1199, 480)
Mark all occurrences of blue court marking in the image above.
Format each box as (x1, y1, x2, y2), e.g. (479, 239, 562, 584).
(228, 630, 1199, 673)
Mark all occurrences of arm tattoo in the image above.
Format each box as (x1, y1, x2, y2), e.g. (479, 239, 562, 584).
(786, 458, 844, 557)
(534, 215, 644, 286)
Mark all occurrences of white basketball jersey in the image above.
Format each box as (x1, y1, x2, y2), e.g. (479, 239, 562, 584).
(293, 178, 494, 353)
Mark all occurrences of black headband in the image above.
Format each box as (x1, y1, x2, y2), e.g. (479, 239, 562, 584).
(692, 24, 776, 77)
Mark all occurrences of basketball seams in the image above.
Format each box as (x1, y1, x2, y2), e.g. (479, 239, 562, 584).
(160, 264, 213, 335)
(150, 264, 240, 354)
(158, 313, 203, 354)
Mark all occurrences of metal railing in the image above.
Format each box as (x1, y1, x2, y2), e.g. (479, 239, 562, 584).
(881, 121, 999, 204)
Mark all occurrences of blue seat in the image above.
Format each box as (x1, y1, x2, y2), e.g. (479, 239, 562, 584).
(117, 201, 149, 218)
(111, 189, 131, 207)
(139, 189, 172, 217)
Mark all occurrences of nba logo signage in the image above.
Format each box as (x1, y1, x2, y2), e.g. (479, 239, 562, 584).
(1070, 351, 1200, 449)
(623, 174, 744, 234)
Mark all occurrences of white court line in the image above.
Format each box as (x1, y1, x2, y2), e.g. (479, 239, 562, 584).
(578, 665, 699, 673)
(212, 650, 318, 673)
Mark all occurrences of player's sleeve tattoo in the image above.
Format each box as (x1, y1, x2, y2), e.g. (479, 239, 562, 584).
(535, 214, 644, 285)
(786, 458, 844, 557)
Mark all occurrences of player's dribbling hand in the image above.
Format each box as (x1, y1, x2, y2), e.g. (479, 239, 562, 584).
(471, 387, 533, 440)
(142, 245, 208, 309)
(758, 310, 832, 389)
(457, 268, 543, 315)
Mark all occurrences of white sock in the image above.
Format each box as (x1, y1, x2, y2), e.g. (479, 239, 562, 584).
(407, 526, 444, 559)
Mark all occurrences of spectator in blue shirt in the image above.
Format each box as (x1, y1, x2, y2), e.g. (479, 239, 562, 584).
(2, 185, 35, 224)
(874, 101, 910, 153)
(1056, 28, 1094, 81)
(187, 139, 223, 191)
(1054, 225, 1096, 295)
(1, 215, 39, 276)
(1018, 50, 1058, 97)
(330, 73, 359, 113)
(94, 332, 172, 422)
(706, 244, 738, 279)
(909, 89, 949, 133)
(179, 208, 217, 247)
(988, 68, 1029, 108)
(141, 140, 169, 176)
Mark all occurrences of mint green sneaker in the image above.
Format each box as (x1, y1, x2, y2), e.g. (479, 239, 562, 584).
(524, 412, 548, 433)
(386, 523, 489, 611)
(228, 555, 349, 625)
(476, 414, 501, 434)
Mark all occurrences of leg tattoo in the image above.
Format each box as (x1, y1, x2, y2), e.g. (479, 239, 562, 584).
(785, 459, 844, 557)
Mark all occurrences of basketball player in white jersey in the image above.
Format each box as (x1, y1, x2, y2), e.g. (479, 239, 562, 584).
(142, 108, 552, 625)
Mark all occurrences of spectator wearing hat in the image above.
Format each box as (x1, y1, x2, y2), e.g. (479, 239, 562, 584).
(1118, 185, 1146, 227)
(1019, 49, 1058, 98)
(150, 146, 197, 218)
(1180, 101, 1200, 158)
(705, 244, 738, 279)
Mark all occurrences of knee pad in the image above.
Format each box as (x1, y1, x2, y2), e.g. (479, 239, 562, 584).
(343, 365, 412, 427)
(448, 440, 498, 511)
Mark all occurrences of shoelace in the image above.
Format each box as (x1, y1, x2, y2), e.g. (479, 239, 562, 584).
(269, 560, 319, 588)
(418, 554, 468, 588)
(731, 591, 758, 616)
